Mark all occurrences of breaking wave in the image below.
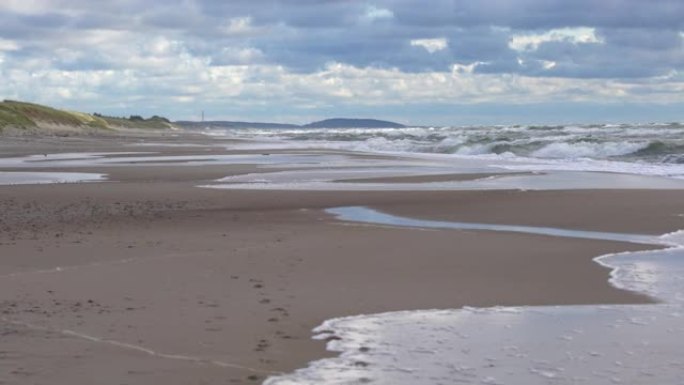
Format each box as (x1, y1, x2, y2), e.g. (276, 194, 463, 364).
(207, 122, 684, 164)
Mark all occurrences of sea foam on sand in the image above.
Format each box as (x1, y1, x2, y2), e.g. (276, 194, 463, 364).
(265, 209, 684, 385)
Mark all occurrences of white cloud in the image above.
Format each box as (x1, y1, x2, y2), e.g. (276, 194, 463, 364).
(509, 27, 603, 52)
(410, 38, 448, 53)
(451, 62, 486, 74)
(220, 16, 261, 36)
(0, 0, 52, 15)
(363, 6, 394, 21)
(147, 37, 181, 56)
(0, 39, 19, 51)
(541, 60, 557, 70)
(261, 62, 684, 105)
(4, 59, 683, 114)
(517, 58, 557, 70)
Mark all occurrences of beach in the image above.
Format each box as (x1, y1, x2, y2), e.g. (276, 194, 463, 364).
(1, 131, 683, 384)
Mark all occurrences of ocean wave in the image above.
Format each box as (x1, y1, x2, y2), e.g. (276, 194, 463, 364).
(203, 123, 684, 163)
(530, 141, 649, 159)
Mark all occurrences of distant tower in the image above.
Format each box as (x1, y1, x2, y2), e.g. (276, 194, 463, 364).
(201, 110, 204, 122)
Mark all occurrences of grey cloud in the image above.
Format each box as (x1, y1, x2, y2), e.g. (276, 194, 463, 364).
(0, 0, 682, 80)
(389, 0, 684, 30)
(196, 0, 363, 27)
(0, 12, 72, 39)
(600, 28, 684, 50)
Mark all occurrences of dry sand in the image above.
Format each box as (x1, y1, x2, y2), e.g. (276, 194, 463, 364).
(1, 133, 682, 384)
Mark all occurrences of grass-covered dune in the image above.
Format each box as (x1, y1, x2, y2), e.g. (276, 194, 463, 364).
(0, 100, 175, 133)
(94, 113, 174, 130)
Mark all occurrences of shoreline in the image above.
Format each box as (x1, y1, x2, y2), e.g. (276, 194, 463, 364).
(1, 132, 682, 384)
(265, 210, 684, 384)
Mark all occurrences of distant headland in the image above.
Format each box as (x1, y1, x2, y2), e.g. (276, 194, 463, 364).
(176, 118, 406, 129)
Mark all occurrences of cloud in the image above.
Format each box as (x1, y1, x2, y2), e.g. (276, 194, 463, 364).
(212, 47, 264, 65)
(410, 38, 448, 53)
(4, 57, 681, 112)
(363, 5, 394, 21)
(1, 1, 680, 77)
(509, 27, 603, 52)
(0, 0, 682, 123)
(220, 16, 263, 36)
(0, 0, 53, 15)
(389, 0, 684, 30)
(0, 39, 19, 51)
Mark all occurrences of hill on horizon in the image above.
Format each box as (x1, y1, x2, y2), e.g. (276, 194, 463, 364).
(175, 120, 300, 129)
(303, 118, 405, 128)
(176, 117, 405, 129)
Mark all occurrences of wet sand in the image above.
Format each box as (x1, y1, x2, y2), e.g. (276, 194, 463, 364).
(1, 133, 682, 384)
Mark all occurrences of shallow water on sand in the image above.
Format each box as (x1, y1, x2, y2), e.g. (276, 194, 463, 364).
(0, 152, 355, 168)
(4, 150, 684, 190)
(265, 208, 684, 385)
(327, 206, 661, 245)
(0, 171, 105, 185)
(206, 169, 684, 191)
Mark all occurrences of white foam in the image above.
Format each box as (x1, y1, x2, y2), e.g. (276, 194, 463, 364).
(531, 141, 649, 159)
(128, 142, 212, 148)
(497, 156, 684, 179)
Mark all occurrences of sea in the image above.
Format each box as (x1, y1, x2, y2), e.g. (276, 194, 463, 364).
(199, 123, 684, 192)
(206, 122, 684, 164)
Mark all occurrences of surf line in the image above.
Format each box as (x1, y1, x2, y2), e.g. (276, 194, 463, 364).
(259, 207, 684, 384)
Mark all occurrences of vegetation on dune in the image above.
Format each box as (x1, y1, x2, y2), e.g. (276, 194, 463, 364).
(0, 100, 173, 132)
(0, 102, 37, 129)
(67, 110, 110, 129)
(93, 113, 174, 129)
(0, 100, 86, 128)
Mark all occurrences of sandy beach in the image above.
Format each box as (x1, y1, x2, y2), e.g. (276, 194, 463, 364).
(1, 132, 683, 384)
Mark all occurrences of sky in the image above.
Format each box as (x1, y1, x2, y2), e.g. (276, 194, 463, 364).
(0, 0, 683, 125)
